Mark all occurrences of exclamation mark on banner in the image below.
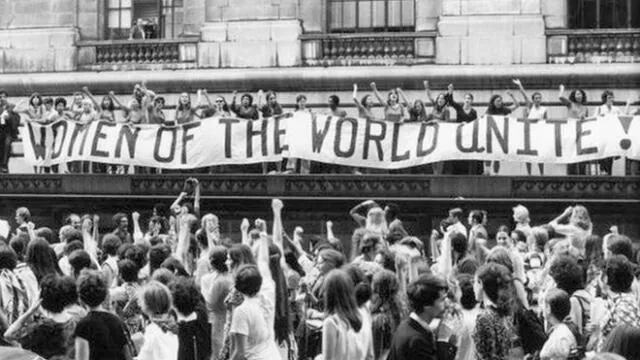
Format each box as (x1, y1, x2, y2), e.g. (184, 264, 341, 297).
(618, 116, 633, 150)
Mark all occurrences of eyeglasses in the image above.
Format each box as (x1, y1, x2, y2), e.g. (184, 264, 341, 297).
(216, 99, 224, 103)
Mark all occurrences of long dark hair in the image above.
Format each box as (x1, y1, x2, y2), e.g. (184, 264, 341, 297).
(486, 94, 504, 114)
(324, 269, 362, 332)
(26, 238, 62, 283)
(269, 244, 291, 344)
(228, 244, 255, 272)
(477, 263, 514, 317)
(370, 270, 405, 325)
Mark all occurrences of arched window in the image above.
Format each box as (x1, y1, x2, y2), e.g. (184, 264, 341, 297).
(568, 0, 640, 29)
(328, 0, 415, 33)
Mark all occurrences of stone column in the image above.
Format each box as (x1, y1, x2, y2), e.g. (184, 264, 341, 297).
(199, 0, 302, 68)
(436, 0, 547, 64)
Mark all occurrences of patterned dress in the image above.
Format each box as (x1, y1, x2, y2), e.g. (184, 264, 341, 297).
(217, 287, 245, 360)
(473, 307, 520, 360)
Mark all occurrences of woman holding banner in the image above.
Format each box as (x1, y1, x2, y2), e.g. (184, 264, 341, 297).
(231, 91, 259, 120)
(559, 84, 589, 175)
(483, 81, 523, 175)
(370, 82, 406, 123)
(519, 80, 547, 176)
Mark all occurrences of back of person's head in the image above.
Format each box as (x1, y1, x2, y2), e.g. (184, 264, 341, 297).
(101, 234, 122, 257)
(511, 230, 527, 245)
(209, 246, 229, 273)
(64, 240, 83, 257)
(228, 243, 256, 270)
(406, 273, 448, 313)
(16, 207, 31, 222)
(151, 267, 176, 286)
(487, 246, 514, 274)
(68, 250, 92, 277)
(40, 275, 77, 313)
(168, 277, 201, 316)
(19, 318, 67, 359)
(323, 269, 362, 332)
(35, 227, 56, 244)
(149, 244, 171, 274)
(77, 270, 107, 307)
(372, 269, 400, 303)
(235, 264, 262, 297)
(457, 274, 477, 310)
(512, 204, 529, 223)
(139, 280, 173, 317)
(375, 248, 396, 272)
(63, 229, 83, 244)
(549, 254, 584, 295)
(319, 248, 346, 270)
(9, 233, 29, 262)
(477, 263, 514, 316)
(448, 207, 463, 221)
(122, 244, 147, 270)
(26, 238, 61, 281)
(118, 259, 139, 283)
(385, 230, 405, 246)
(343, 263, 371, 307)
(161, 257, 189, 277)
(530, 227, 549, 251)
(451, 232, 468, 256)
(0, 243, 18, 270)
(601, 324, 640, 360)
(607, 235, 634, 261)
(385, 203, 400, 219)
(605, 255, 635, 293)
(457, 257, 479, 276)
(545, 288, 571, 322)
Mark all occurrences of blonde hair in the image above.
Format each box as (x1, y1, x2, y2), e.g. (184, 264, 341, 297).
(139, 280, 173, 317)
(512, 205, 529, 223)
(570, 205, 591, 231)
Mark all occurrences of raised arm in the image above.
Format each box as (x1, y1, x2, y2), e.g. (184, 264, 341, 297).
(370, 82, 385, 106)
(558, 84, 571, 107)
(349, 200, 375, 227)
(132, 211, 146, 246)
(444, 84, 463, 112)
(549, 206, 573, 227)
(3, 299, 42, 341)
(272, 199, 284, 252)
(505, 90, 520, 112)
(192, 178, 201, 218)
(352, 84, 365, 111)
(397, 88, 410, 107)
(623, 97, 632, 115)
(423, 80, 436, 106)
(175, 215, 193, 272)
(171, 191, 187, 214)
(82, 87, 101, 110)
(81, 217, 99, 268)
(230, 90, 239, 113)
(240, 218, 250, 246)
(202, 89, 214, 108)
(326, 221, 336, 242)
(109, 91, 130, 112)
(256, 89, 265, 110)
(512, 79, 532, 108)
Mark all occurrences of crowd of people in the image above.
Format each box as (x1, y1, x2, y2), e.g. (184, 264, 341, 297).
(0, 81, 637, 175)
(0, 177, 639, 360)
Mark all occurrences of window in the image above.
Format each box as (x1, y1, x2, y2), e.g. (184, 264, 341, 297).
(328, 0, 415, 33)
(104, 0, 183, 40)
(569, 0, 640, 29)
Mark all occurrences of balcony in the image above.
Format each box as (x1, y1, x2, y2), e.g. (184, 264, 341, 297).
(301, 32, 436, 67)
(77, 38, 199, 71)
(547, 28, 640, 64)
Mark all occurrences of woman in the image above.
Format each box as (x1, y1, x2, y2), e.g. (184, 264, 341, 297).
(174, 92, 201, 124)
(371, 83, 405, 123)
(82, 87, 116, 122)
(259, 90, 284, 173)
(353, 84, 379, 121)
(137, 281, 179, 360)
(230, 91, 259, 120)
(445, 83, 477, 123)
(549, 255, 593, 338)
(484, 89, 521, 175)
(201, 89, 231, 118)
(26, 238, 62, 284)
(457, 274, 480, 360)
(549, 205, 592, 252)
(408, 99, 428, 122)
(473, 263, 522, 360)
(287, 95, 312, 174)
(518, 80, 547, 176)
(370, 270, 406, 359)
(559, 85, 589, 175)
(601, 324, 640, 360)
(321, 269, 374, 360)
(584, 235, 605, 297)
(14, 93, 45, 122)
(0, 244, 31, 325)
(110, 259, 145, 340)
(595, 90, 630, 175)
(467, 210, 489, 265)
(201, 246, 233, 358)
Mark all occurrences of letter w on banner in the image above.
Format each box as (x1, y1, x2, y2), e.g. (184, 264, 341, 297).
(19, 114, 640, 169)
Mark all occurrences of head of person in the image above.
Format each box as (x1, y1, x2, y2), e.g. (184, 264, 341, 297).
(528, 227, 549, 253)
(241, 93, 253, 107)
(265, 90, 278, 105)
(544, 288, 571, 324)
(65, 213, 81, 230)
(15, 207, 31, 225)
(489, 94, 504, 111)
(101, 234, 122, 258)
(209, 246, 228, 274)
(448, 208, 463, 223)
(412, 99, 426, 114)
(601, 325, 640, 360)
(177, 92, 191, 110)
(9, 234, 29, 262)
(215, 96, 229, 112)
(569, 205, 591, 231)
(226, 243, 256, 273)
(486, 246, 514, 274)
(315, 248, 345, 275)
(26, 238, 61, 282)
(201, 213, 219, 235)
(295, 94, 307, 110)
(343, 264, 371, 308)
(69, 250, 92, 279)
(451, 232, 468, 259)
(139, 280, 173, 318)
(601, 90, 615, 105)
(361, 94, 374, 108)
(435, 93, 447, 110)
(569, 89, 587, 104)
(54, 97, 67, 113)
(387, 89, 399, 105)
(154, 96, 165, 110)
(374, 248, 396, 272)
(359, 233, 380, 260)
(77, 270, 107, 308)
(112, 213, 128, 231)
(407, 274, 448, 320)
(460, 93, 473, 107)
(604, 255, 634, 294)
(148, 215, 166, 235)
(122, 244, 147, 270)
(44, 97, 54, 110)
(585, 234, 604, 266)
(468, 209, 484, 226)
(29, 92, 43, 107)
(100, 95, 114, 112)
(324, 269, 363, 331)
(531, 92, 543, 106)
(384, 202, 400, 222)
(40, 275, 77, 314)
(73, 92, 84, 106)
(550, 255, 584, 295)
(81, 98, 93, 113)
(512, 204, 530, 225)
(151, 268, 176, 286)
(168, 277, 201, 317)
(367, 206, 387, 230)
(160, 257, 188, 277)
(495, 225, 511, 248)
(118, 259, 139, 283)
(457, 274, 477, 310)
(328, 95, 340, 110)
(0, 89, 7, 105)
(511, 230, 528, 253)
(235, 264, 262, 297)
(606, 235, 633, 261)
(475, 263, 514, 316)
(372, 269, 400, 306)
(0, 244, 17, 271)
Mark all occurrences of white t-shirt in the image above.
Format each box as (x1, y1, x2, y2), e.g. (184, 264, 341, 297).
(322, 314, 374, 360)
(230, 296, 281, 360)
(137, 322, 179, 360)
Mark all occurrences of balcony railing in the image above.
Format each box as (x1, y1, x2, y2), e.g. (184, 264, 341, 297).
(547, 29, 640, 64)
(301, 32, 436, 66)
(77, 38, 199, 71)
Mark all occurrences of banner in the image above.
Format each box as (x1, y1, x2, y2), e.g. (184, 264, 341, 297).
(19, 114, 640, 169)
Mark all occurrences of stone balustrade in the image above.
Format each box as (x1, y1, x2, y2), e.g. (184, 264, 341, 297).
(301, 32, 436, 66)
(547, 29, 640, 64)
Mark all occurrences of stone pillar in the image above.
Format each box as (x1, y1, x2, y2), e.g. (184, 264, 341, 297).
(436, 0, 546, 64)
(0, 0, 77, 73)
(199, 0, 302, 68)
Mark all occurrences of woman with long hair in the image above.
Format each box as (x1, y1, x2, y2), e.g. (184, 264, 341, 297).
(549, 205, 593, 252)
(353, 84, 379, 121)
(26, 238, 62, 284)
(321, 269, 373, 360)
(473, 263, 521, 360)
(174, 92, 201, 124)
(370, 270, 407, 359)
(201, 246, 233, 358)
(269, 243, 295, 359)
(137, 281, 179, 360)
(370, 83, 406, 123)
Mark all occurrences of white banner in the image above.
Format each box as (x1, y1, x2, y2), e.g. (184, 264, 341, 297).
(19, 113, 640, 169)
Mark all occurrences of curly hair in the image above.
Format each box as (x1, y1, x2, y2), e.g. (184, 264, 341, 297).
(21, 318, 67, 359)
(101, 234, 122, 257)
(235, 264, 262, 297)
(0, 243, 19, 270)
(487, 246, 514, 274)
(477, 263, 514, 316)
(169, 277, 202, 316)
(118, 259, 139, 283)
(549, 255, 584, 295)
(40, 275, 77, 313)
(569, 89, 587, 104)
(605, 255, 634, 293)
(77, 270, 108, 307)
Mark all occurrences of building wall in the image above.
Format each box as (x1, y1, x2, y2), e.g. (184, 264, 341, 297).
(0, 0, 578, 72)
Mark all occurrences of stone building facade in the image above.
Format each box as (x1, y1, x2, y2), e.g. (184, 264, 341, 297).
(0, 0, 637, 72)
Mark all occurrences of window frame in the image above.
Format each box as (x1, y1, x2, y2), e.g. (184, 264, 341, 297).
(103, 0, 183, 40)
(106, 0, 133, 39)
(568, 0, 638, 29)
(327, 0, 416, 34)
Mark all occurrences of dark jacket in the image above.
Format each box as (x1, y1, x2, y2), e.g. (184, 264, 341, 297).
(387, 318, 437, 360)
